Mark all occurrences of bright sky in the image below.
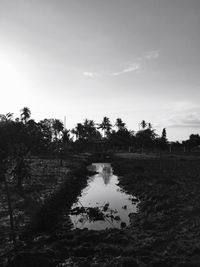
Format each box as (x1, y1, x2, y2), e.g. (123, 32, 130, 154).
(0, 0, 200, 141)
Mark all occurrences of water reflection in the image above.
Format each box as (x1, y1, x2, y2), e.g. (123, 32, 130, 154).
(102, 165, 112, 185)
(70, 163, 138, 230)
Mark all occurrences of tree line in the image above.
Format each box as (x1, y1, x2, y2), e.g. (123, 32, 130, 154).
(0, 108, 170, 157)
(1, 107, 200, 159)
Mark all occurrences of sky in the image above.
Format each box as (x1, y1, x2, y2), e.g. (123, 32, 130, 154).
(0, 0, 200, 141)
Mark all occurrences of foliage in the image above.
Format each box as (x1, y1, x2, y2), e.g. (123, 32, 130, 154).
(109, 128, 134, 148)
(183, 134, 200, 150)
(161, 128, 167, 140)
(62, 129, 71, 144)
(136, 128, 157, 148)
(115, 118, 126, 131)
(1, 107, 199, 155)
(52, 119, 64, 141)
(98, 116, 112, 137)
(11, 157, 31, 190)
(20, 107, 31, 124)
(140, 120, 147, 129)
(72, 119, 101, 142)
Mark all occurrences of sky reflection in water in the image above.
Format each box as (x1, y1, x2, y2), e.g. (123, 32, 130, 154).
(70, 163, 138, 230)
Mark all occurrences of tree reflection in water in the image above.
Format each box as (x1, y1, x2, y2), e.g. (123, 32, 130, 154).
(70, 163, 139, 230)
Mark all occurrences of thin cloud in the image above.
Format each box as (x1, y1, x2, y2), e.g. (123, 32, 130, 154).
(83, 62, 140, 78)
(157, 102, 200, 128)
(82, 49, 159, 78)
(82, 72, 100, 78)
(168, 113, 200, 128)
(144, 50, 160, 59)
(111, 63, 140, 76)
(170, 101, 198, 111)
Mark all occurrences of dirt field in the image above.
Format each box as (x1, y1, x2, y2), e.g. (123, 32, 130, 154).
(1, 152, 200, 266)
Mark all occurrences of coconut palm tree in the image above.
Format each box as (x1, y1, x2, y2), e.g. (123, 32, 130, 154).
(83, 119, 95, 132)
(140, 120, 147, 129)
(115, 118, 126, 131)
(71, 123, 85, 140)
(20, 107, 31, 124)
(83, 119, 98, 140)
(0, 112, 14, 122)
(98, 117, 112, 138)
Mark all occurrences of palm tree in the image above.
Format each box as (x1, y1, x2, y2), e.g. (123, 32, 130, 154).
(83, 119, 95, 132)
(115, 118, 126, 131)
(140, 120, 147, 130)
(52, 119, 64, 141)
(71, 123, 85, 140)
(0, 112, 14, 122)
(98, 117, 112, 138)
(83, 119, 99, 140)
(20, 107, 31, 124)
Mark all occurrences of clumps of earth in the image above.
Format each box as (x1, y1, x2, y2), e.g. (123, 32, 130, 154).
(70, 203, 127, 228)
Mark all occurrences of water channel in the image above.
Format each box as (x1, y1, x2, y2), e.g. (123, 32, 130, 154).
(70, 163, 139, 230)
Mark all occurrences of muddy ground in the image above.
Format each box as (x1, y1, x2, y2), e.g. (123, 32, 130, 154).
(1, 152, 200, 267)
(112, 154, 200, 267)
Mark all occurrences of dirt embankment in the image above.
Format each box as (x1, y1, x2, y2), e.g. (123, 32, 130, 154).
(1, 153, 92, 266)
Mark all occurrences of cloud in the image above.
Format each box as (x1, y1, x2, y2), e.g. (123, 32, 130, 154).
(83, 62, 140, 78)
(82, 49, 159, 78)
(144, 50, 160, 60)
(111, 62, 140, 76)
(157, 102, 200, 128)
(170, 101, 198, 111)
(109, 49, 160, 76)
(168, 113, 200, 128)
(82, 72, 100, 78)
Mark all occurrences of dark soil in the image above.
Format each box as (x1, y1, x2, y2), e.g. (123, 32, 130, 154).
(112, 155, 200, 267)
(1, 153, 200, 267)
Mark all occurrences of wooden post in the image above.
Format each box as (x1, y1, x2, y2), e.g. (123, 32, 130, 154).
(159, 150, 162, 172)
(169, 144, 172, 153)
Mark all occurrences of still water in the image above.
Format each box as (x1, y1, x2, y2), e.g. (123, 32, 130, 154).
(70, 163, 138, 230)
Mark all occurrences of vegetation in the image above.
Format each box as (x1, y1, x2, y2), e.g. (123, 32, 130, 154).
(1, 107, 200, 266)
(111, 156, 200, 267)
(1, 107, 200, 158)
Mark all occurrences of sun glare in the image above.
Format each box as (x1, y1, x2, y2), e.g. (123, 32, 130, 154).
(0, 51, 27, 111)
